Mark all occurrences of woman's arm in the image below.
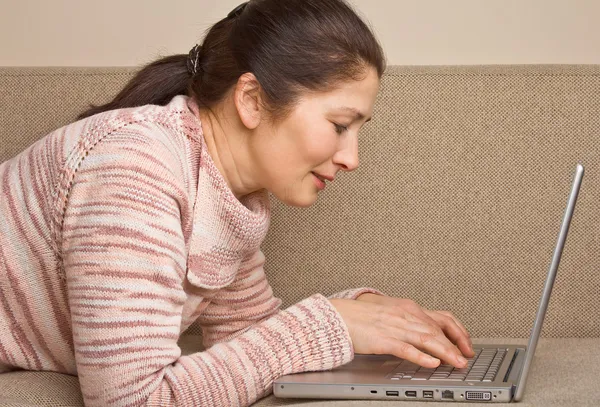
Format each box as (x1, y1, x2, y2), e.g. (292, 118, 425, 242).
(195, 250, 282, 348)
(197, 248, 384, 348)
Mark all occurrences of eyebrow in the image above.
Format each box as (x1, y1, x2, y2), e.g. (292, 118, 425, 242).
(337, 106, 372, 123)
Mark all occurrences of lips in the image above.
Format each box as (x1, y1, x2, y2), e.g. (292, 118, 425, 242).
(312, 172, 334, 182)
(312, 172, 327, 183)
(311, 172, 327, 190)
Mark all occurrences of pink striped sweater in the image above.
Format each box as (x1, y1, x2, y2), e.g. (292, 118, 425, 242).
(0, 95, 381, 406)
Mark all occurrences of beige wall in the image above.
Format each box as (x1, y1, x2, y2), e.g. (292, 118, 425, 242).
(1, 0, 598, 67)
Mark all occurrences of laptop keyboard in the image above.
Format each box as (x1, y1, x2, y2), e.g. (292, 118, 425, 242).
(388, 348, 507, 382)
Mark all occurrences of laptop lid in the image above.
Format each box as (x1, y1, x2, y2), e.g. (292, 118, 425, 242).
(513, 164, 584, 401)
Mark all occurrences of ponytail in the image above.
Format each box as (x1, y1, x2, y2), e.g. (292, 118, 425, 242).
(77, 54, 191, 120)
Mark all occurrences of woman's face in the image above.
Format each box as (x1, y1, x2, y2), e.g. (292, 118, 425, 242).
(250, 67, 380, 207)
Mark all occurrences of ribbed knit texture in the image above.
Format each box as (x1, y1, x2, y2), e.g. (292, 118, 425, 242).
(0, 95, 382, 407)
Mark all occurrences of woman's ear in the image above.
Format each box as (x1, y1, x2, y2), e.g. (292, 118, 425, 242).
(233, 72, 263, 130)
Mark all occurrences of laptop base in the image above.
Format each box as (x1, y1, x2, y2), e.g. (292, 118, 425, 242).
(274, 345, 526, 403)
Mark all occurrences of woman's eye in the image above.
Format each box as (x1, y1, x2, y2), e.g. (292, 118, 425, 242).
(333, 123, 348, 134)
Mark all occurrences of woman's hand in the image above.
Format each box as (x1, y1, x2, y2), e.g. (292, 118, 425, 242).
(328, 293, 475, 369)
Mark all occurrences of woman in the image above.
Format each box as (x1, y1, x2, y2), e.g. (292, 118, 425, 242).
(0, 0, 474, 406)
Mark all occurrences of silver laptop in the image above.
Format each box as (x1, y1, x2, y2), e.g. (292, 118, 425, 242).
(274, 164, 584, 403)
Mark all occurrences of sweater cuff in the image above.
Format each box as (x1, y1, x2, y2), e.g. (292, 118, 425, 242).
(274, 293, 355, 373)
(328, 287, 386, 300)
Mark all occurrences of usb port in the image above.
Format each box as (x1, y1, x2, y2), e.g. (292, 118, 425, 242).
(405, 391, 417, 398)
(423, 390, 434, 398)
(386, 391, 399, 396)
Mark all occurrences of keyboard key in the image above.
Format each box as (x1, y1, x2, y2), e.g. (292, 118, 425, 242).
(388, 348, 507, 383)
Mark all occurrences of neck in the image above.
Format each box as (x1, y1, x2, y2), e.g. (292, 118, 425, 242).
(197, 107, 258, 200)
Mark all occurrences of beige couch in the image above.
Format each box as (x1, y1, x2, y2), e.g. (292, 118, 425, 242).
(1, 65, 599, 406)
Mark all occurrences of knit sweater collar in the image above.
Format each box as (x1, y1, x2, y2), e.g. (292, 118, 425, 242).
(177, 96, 271, 289)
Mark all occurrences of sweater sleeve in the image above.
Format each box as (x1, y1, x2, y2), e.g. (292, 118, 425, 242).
(196, 250, 283, 348)
(61, 134, 354, 407)
(196, 251, 385, 348)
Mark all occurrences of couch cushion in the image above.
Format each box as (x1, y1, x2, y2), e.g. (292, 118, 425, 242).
(1, 338, 599, 406)
(0, 371, 82, 407)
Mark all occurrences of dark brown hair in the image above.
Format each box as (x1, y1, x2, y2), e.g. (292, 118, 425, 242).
(78, 0, 386, 121)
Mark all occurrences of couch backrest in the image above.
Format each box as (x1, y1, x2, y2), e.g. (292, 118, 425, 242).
(1, 66, 598, 338)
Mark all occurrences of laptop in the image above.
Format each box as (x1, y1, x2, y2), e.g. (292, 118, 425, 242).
(274, 164, 584, 402)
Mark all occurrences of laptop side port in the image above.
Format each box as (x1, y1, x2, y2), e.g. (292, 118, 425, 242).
(423, 390, 434, 399)
(442, 390, 454, 400)
(386, 391, 399, 396)
(466, 391, 492, 401)
(405, 391, 417, 398)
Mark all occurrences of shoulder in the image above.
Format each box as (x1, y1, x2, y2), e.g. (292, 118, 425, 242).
(94, 95, 197, 165)
(55, 97, 202, 226)
(65, 96, 201, 189)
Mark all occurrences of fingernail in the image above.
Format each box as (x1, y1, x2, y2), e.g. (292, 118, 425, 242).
(458, 356, 468, 365)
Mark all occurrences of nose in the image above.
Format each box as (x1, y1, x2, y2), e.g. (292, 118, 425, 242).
(332, 132, 359, 172)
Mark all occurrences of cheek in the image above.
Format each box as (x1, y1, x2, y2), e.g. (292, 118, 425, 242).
(296, 126, 337, 164)
(260, 123, 337, 188)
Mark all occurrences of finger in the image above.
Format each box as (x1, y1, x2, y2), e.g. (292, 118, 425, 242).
(437, 310, 470, 340)
(391, 321, 469, 368)
(423, 310, 470, 346)
(438, 311, 475, 357)
(383, 338, 441, 369)
(424, 310, 474, 358)
(406, 308, 473, 357)
(386, 306, 469, 367)
(441, 311, 474, 356)
(389, 300, 458, 341)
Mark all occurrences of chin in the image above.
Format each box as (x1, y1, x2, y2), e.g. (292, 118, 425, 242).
(274, 191, 318, 208)
(292, 197, 317, 208)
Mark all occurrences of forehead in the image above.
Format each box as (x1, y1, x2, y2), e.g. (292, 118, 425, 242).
(298, 68, 380, 116)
